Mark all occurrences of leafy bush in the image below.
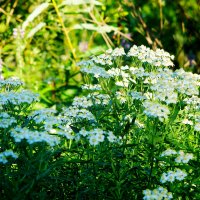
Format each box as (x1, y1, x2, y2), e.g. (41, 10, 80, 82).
(0, 45, 199, 199)
(0, 0, 128, 106)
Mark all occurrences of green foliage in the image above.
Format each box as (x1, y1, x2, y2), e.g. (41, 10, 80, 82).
(0, 0, 126, 106)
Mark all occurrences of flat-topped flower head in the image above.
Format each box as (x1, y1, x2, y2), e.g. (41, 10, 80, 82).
(0, 77, 23, 90)
(10, 126, 60, 147)
(111, 47, 126, 57)
(175, 151, 194, 163)
(160, 169, 187, 183)
(143, 100, 170, 122)
(0, 112, 16, 128)
(0, 90, 39, 106)
(143, 186, 173, 200)
(127, 45, 174, 67)
(0, 150, 18, 164)
(160, 149, 177, 157)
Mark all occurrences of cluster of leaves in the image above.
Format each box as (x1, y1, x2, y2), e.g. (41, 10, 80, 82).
(0, 45, 199, 199)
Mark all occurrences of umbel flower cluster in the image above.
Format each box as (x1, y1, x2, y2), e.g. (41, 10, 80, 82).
(143, 186, 173, 200)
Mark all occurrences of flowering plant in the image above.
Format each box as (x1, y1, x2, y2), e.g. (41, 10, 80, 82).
(0, 45, 199, 199)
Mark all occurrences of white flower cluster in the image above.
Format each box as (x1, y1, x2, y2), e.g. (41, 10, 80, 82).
(81, 84, 102, 91)
(149, 70, 178, 105)
(30, 108, 57, 122)
(128, 45, 174, 67)
(134, 119, 145, 129)
(110, 47, 126, 57)
(183, 95, 200, 106)
(130, 91, 146, 101)
(29, 108, 60, 130)
(143, 186, 173, 200)
(182, 118, 193, 126)
(62, 107, 96, 122)
(0, 112, 16, 128)
(160, 149, 177, 157)
(143, 101, 170, 121)
(174, 69, 200, 96)
(107, 68, 128, 77)
(160, 168, 187, 183)
(180, 105, 200, 131)
(160, 149, 194, 164)
(129, 66, 149, 78)
(194, 122, 200, 131)
(92, 53, 113, 65)
(57, 124, 74, 140)
(10, 127, 60, 147)
(78, 128, 119, 145)
(72, 96, 93, 108)
(0, 77, 23, 89)
(87, 93, 110, 105)
(91, 48, 125, 66)
(116, 91, 127, 103)
(106, 68, 131, 88)
(81, 65, 111, 78)
(0, 90, 39, 105)
(175, 150, 194, 163)
(0, 150, 18, 164)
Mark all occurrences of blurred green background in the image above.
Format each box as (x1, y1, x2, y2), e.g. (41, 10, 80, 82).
(0, 0, 199, 107)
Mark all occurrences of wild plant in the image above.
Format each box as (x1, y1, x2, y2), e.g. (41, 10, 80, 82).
(0, 45, 199, 199)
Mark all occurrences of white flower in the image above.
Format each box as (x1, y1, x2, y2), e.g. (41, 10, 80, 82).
(143, 101, 170, 121)
(79, 128, 89, 137)
(0, 113, 16, 128)
(81, 84, 102, 91)
(0, 150, 18, 164)
(10, 127, 60, 147)
(107, 131, 117, 142)
(89, 135, 99, 146)
(160, 168, 187, 183)
(96, 132, 105, 142)
(175, 151, 194, 163)
(111, 47, 126, 57)
(134, 120, 145, 129)
(128, 45, 174, 67)
(143, 186, 173, 200)
(194, 123, 200, 131)
(130, 91, 146, 100)
(115, 80, 129, 87)
(0, 77, 23, 88)
(175, 169, 187, 181)
(72, 96, 93, 108)
(81, 65, 111, 78)
(182, 119, 193, 125)
(160, 173, 169, 183)
(121, 65, 129, 70)
(160, 149, 177, 157)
